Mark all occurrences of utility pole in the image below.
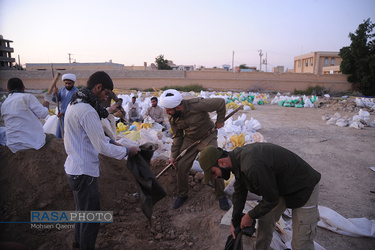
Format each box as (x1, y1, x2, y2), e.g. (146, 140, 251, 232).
(258, 50, 263, 72)
(263, 53, 268, 72)
(68, 53, 73, 63)
(232, 50, 235, 72)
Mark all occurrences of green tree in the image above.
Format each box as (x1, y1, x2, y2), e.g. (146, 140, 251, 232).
(239, 64, 249, 69)
(155, 54, 172, 70)
(340, 18, 375, 96)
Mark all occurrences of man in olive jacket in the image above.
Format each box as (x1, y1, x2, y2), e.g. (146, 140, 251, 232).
(160, 89, 229, 210)
(199, 143, 321, 250)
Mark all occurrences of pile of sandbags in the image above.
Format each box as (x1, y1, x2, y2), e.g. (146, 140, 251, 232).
(322, 109, 375, 129)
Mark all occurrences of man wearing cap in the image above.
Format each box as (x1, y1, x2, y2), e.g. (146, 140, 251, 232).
(52, 73, 78, 138)
(199, 143, 321, 250)
(159, 89, 229, 210)
(64, 71, 140, 249)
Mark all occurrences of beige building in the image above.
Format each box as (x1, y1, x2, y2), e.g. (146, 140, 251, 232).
(294, 51, 342, 74)
(0, 35, 15, 70)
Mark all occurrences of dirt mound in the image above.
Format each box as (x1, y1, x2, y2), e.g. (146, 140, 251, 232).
(0, 138, 226, 249)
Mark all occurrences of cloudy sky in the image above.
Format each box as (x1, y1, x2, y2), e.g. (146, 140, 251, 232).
(1, 0, 374, 71)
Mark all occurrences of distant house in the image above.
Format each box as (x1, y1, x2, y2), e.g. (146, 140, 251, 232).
(222, 64, 230, 71)
(272, 66, 284, 73)
(294, 51, 342, 74)
(0, 35, 15, 70)
(170, 65, 195, 71)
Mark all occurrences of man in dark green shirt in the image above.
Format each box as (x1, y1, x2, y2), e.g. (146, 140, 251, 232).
(199, 143, 321, 250)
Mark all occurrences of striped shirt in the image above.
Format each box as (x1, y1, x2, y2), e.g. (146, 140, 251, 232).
(64, 102, 128, 177)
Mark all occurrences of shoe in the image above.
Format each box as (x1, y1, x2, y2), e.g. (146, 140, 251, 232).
(219, 197, 230, 211)
(173, 196, 188, 209)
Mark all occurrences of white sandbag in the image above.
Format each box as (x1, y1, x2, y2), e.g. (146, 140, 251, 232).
(245, 117, 261, 131)
(355, 97, 365, 107)
(326, 112, 340, 125)
(101, 117, 116, 141)
(359, 109, 370, 117)
(304, 98, 314, 108)
(322, 114, 332, 121)
(318, 205, 375, 237)
(349, 121, 364, 129)
(243, 105, 251, 111)
(116, 136, 140, 147)
(191, 160, 203, 172)
(43, 115, 58, 135)
(335, 116, 349, 127)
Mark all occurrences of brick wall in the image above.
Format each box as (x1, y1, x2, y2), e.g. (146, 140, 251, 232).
(0, 70, 352, 93)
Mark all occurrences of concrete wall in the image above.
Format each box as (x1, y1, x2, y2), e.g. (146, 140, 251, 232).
(0, 70, 352, 93)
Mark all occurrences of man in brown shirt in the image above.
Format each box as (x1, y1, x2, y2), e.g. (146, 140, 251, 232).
(143, 97, 165, 125)
(160, 89, 229, 210)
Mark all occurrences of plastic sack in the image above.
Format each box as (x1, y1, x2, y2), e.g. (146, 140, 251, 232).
(43, 115, 58, 135)
(335, 116, 349, 127)
(326, 112, 340, 125)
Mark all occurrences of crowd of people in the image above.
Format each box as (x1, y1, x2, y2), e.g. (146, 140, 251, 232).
(0, 71, 321, 250)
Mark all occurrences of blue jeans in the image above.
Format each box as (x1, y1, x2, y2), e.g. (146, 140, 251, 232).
(66, 174, 100, 250)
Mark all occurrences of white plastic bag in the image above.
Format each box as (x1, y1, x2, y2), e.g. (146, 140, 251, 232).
(43, 115, 58, 135)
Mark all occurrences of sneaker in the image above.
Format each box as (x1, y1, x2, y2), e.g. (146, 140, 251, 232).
(173, 196, 188, 209)
(219, 197, 230, 211)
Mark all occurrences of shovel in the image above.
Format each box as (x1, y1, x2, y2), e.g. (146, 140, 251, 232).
(156, 105, 243, 179)
(45, 72, 64, 138)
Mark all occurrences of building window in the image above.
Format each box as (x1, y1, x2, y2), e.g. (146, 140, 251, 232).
(324, 57, 329, 66)
(305, 60, 308, 67)
(331, 58, 335, 66)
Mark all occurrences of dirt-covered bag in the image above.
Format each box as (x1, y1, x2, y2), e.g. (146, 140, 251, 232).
(127, 143, 167, 223)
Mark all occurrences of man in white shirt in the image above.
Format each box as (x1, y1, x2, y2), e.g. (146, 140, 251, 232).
(64, 71, 139, 249)
(127, 96, 141, 122)
(1, 78, 50, 153)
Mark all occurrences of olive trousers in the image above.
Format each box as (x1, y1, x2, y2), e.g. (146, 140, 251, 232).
(176, 131, 225, 199)
(256, 184, 320, 250)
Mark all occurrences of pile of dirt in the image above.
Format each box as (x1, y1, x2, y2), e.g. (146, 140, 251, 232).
(318, 97, 373, 113)
(0, 138, 226, 249)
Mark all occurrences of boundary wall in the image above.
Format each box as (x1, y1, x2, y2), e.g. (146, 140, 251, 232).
(0, 70, 352, 93)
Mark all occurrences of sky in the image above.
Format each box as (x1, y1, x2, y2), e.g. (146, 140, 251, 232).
(1, 0, 374, 71)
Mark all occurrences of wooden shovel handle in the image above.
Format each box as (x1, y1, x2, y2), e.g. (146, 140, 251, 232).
(47, 72, 61, 94)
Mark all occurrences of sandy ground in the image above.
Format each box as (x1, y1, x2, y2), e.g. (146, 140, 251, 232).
(0, 93, 374, 249)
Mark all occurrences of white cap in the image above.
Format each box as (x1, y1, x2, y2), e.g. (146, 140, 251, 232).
(62, 73, 76, 82)
(159, 89, 183, 108)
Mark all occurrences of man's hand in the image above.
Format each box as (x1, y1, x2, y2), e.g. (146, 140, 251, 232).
(128, 146, 140, 156)
(215, 122, 224, 129)
(52, 87, 58, 95)
(169, 158, 177, 167)
(57, 112, 64, 118)
(42, 101, 50, 109)
(240, 213, 253, 229)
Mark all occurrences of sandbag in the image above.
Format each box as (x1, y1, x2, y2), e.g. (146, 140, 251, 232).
(224, 219, 256, 250)
(126, 143, 167, 223)
(43, 115, 58, 135)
